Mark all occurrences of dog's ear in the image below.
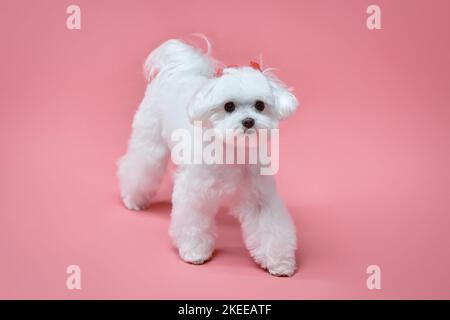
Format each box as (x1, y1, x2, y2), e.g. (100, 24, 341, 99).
(187, 81, 216, 123)
(267, 75, 298, 120)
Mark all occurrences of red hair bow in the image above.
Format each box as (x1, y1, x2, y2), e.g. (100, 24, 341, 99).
(215, 61, 261, 77)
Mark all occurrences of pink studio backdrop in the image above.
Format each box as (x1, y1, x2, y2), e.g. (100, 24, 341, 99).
(1, 0, 450, 299)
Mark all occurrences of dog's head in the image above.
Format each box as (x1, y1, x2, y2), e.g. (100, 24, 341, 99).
(188, 65, 298, 137)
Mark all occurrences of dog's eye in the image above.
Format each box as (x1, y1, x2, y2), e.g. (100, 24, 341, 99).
(254, 100, 265, 112)
(224, 102, 235, 113)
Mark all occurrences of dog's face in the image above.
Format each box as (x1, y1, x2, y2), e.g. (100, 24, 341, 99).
(188, 67, 298, 137)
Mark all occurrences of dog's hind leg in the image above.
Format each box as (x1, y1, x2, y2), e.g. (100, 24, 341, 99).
(117, 102, 169, 211)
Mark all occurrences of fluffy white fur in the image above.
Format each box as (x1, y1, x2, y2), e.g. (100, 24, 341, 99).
(117, 38, 299, 276)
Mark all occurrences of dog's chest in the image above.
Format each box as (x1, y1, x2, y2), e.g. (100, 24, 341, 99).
(209, 165, 254, 204)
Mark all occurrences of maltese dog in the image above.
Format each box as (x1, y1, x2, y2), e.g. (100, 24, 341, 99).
(117, 38, 299, 276)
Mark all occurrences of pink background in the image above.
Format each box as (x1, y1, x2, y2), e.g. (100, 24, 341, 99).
(1, 0, 450, 299)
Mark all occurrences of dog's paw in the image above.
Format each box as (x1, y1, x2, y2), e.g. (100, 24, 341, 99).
(267, 258, 296, 277)
(121, 194, 148, 211)
(179, 242, 214, 265)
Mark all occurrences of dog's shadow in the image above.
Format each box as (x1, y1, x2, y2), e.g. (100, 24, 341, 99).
(122, 200, 320, 278)
(132, 202, 254, 268)
(142, 201, 173, 216)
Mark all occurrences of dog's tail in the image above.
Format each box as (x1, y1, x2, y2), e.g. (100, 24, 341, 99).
(144, 38, 215, 81)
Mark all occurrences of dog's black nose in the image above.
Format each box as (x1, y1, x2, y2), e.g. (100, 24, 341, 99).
(242, 118, 255, 129)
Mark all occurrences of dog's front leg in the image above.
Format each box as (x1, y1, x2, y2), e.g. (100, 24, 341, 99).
(169, 166, 220, 265)
(237, 175, 297, 276)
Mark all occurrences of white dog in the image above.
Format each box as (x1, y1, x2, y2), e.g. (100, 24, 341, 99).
(117, 38, 299, 276)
